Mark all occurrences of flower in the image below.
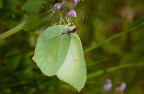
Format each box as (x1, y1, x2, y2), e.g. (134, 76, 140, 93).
(120, 82, 126, 91)
(67, 9, 77, 20)
(103, 78, 112, 91)
(54, 3, 61, 10)
(67, 9, 77, 18)
(115, 82, 126, 94)
(51, 3, 61, 13)
(73, 0, 80, 6)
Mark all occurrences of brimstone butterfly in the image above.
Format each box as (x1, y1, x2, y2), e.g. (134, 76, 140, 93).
(33, 25, 86, 91)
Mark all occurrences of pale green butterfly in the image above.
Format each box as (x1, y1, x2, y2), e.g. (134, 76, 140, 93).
(32, 25, 87, 91)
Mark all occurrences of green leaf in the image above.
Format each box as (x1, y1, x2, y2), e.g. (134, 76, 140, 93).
(56, 33, 87, 91)
(23, 14, 43, 32)
(0, 0, 3, 9)
(33, 25, 87, 91)
(16, 56, 33, 81)
(5, 50, 22, 71)
(17, 55, 33, 71)
(22, 0, 43, 13)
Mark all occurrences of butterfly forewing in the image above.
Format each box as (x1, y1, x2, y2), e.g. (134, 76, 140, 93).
(33, 25, 70, 76)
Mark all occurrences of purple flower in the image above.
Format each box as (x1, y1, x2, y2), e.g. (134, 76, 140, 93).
(73, 0, 80, 6)
(115, 82, 126, 92)
(54, 3, 61, 9)
(51, 3, 61, 13)
(103, 78, 112, 91)
(67, 9, 77, 18)
(119, 82, 126, 91)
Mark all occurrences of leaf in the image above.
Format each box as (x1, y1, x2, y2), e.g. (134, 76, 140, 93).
(5, 50, 22, 71)
(0, 0, 3, 9)
(23, 14, 43, 32)
(33, 25, 87, 91)
(16, 55, 33, 81)
(17, 55, 33, 71)
(22, 0, 43, 13)
(56, 33, 87, 91)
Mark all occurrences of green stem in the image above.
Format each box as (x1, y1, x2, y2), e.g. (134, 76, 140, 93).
(0, 82, 31, 89)
(87, 63, 144, 79)
(0, 22, 25, 40)
(84, 22, 144, 53)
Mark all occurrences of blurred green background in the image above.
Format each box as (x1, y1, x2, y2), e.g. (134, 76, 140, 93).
(0, 0, 144, 94)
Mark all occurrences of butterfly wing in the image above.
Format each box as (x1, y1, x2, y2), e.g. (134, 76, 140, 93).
(33, 25, 70, 76)
(56, 33, 87, 91)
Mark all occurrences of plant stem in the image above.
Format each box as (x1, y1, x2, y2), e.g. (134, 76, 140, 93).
(87, 63, 144, 79)
(0, 22, 25, 40)
(0, 82, 29, 89)
(84, 22, 144, 53)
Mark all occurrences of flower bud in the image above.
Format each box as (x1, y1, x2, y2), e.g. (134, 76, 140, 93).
(54, 3, 61, 10)
(51, 3, 61, 13)
(115, 82, 126, 93)
(103, 78, 112, 91)
(73, 0, 80, 6)
(119, 82, 126, 91)
(67, 9, 77, 18)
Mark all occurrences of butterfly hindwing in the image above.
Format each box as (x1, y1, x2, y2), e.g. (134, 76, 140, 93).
(56, 33, 87, 91)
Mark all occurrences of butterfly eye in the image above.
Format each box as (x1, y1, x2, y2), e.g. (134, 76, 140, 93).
(68, 27, 77, 34)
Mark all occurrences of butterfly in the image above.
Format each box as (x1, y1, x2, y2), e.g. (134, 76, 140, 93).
(33, 25, 87, 91)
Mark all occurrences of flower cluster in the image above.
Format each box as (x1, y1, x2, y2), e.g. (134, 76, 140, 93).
(50, 0, 82, 20)
(103, 78, 127, 94)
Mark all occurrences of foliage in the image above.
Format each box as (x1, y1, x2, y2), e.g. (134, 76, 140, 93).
(0, 0, 144, 94)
